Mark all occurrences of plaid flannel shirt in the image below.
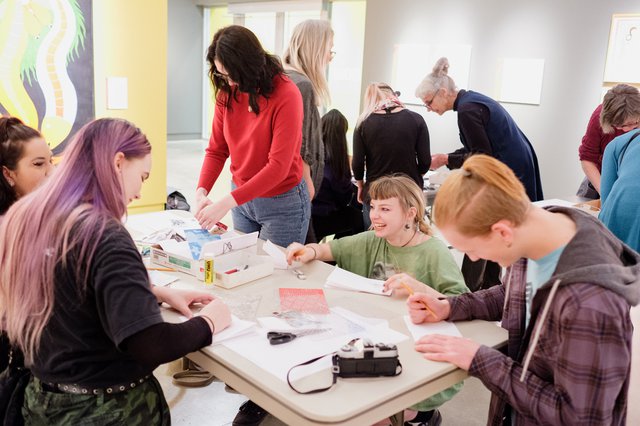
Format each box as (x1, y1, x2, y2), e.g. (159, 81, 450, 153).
(448, 259, 632, 425)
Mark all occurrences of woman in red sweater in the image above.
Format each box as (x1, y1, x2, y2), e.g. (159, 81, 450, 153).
(195, 25, 310, 247)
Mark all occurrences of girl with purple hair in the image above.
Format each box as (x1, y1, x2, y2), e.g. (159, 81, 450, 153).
(0, 118, 231, 424)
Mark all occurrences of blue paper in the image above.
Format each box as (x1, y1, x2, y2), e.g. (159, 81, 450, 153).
(184, 229, 221, 260)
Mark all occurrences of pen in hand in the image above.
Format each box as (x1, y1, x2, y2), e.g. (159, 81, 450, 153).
(399, 282, 437, 318)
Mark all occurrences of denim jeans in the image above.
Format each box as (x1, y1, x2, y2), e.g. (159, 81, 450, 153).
(231, 180, 311, 247)
(362, 202, 372, 230)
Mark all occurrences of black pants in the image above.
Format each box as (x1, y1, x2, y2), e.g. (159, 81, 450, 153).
(461, 256, 502, 292)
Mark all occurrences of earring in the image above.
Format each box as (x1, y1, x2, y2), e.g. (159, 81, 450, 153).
(404, 223, 410, 230)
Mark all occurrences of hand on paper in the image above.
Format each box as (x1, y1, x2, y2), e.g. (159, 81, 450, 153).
(285, 242, 314, 264)
(195, 188, 213, 214)
(384, 273, 443, 298)
(407, 293, 450, 323)
(430, 153, 448, 170)
(414, 334, 480, 371)
(199, 298, 232, 334)
(153, 287, 215, 317)
(196, 195, 237, 230)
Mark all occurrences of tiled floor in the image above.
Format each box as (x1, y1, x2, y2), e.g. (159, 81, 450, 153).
(162, 139, 639, 425)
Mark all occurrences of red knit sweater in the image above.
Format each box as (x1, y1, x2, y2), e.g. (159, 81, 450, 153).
(197, 75, 304, 205)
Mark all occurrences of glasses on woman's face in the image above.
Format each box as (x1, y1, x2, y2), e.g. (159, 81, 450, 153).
(422, 90, 439, 110)
(613, 119, 640, 132)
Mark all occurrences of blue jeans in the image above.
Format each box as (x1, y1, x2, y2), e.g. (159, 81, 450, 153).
(231, 180, 311, 247)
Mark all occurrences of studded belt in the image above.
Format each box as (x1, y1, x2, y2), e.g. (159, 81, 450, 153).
(43, 375, 151, 395)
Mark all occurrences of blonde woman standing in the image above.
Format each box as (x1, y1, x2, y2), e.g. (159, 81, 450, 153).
(283, 19, 334, 243)
(283, 19, 334, 201)
(353, 82, 431, 229)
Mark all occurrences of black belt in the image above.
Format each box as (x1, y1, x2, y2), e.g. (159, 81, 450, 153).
(41, 375, 151, 395)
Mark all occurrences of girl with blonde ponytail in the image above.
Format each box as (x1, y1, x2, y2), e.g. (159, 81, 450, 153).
(408, 154, 639, 426)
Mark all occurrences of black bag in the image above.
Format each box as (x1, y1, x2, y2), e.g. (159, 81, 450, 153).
(0, 346, 29, 426)
(165, 190, 191, 211)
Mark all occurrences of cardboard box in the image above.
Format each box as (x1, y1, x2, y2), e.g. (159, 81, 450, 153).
(214, 252, 274, 289)
(149, 231, 261, 281)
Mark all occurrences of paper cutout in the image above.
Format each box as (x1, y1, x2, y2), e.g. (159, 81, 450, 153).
(279, 288, 330, 314)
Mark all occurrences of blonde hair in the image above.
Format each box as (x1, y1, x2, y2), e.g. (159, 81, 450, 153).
(356, 82, 403, 128)
(415, 57, 457, 100)
(283, 19, 333, 106)
(433, 155, 529, 236)
(368, 175, 433, 235)
(600, 84, 640, 133)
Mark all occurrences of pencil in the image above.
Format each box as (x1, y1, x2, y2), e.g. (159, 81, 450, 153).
(147, 267, 176, 272)
(399, 282, 437, 318)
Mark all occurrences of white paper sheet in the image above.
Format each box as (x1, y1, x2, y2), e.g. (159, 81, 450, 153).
(126, 211, 200, 239)
(223, 308, 407, 382)
(262, 240, 289, 269)
(325, 267, 392, 296)
(532, 199, 575, 208)
(403, 316, 462, 341)
(179, 314, 257, 345)
(147, 270, 179, 287)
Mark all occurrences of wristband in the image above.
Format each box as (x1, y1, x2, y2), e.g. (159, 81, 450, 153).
(307, 245, 317, 260)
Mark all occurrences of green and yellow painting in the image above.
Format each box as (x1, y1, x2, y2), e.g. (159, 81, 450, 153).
(0, 0, 94, 154)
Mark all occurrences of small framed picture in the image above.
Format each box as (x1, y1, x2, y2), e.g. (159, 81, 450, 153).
(603, 14, 640, 84)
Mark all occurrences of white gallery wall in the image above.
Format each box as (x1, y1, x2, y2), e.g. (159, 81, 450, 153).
(361, 0, 639, 198)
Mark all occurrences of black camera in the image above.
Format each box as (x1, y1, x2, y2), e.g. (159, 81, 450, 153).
(332, 338, 402, 378)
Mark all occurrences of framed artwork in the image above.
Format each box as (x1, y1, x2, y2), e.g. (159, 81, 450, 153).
(497, 58, 545, 105)
(603, 14, 640, 84)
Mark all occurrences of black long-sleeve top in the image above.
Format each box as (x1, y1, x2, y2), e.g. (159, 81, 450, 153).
(352, 109, 430, 200)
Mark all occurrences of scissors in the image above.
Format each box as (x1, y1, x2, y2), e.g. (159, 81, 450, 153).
(267, 328, 330, 345)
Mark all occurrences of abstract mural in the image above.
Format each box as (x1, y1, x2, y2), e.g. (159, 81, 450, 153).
(0, 0, 94, 154)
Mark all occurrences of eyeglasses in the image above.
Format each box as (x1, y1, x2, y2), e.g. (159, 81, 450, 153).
(423, 89, 439, 110)
(613, 119, 640, 131)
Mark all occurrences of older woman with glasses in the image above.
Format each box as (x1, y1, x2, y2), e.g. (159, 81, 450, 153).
(577, 84, 640, 199)
(415, 57, 543, 292)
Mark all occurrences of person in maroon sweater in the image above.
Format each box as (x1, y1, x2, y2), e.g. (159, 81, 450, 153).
(577, 84, 639, 199)
(195, 26, 310, 248)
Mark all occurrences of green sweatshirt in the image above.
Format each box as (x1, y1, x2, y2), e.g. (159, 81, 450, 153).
(329, 230, 469, 412)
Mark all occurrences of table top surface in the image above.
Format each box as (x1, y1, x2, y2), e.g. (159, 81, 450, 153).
(127, 211, 507, 425)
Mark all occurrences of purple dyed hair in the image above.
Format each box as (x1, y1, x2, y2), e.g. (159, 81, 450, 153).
(0, 118, 151, 363)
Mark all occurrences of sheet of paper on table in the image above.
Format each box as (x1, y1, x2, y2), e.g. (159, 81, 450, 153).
(262, 240, 289, 269)
(223, 307, 407, 382)
(325, 267, 392, 296)
(403, 316, 461, 341)
(148, 270, 179, 287)
(179, 314, 257, 345)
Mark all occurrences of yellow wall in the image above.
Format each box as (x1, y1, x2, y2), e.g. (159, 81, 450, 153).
(93, 0, 167, 214)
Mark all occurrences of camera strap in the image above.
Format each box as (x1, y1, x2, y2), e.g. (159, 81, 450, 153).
(286, 352, 338, 394)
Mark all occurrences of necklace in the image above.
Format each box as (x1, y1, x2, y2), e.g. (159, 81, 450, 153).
(400, 227, 418, 248)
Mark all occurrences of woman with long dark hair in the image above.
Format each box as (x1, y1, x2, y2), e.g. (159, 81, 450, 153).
(195, 25, 310, 247)
(311, 109, 364, 241)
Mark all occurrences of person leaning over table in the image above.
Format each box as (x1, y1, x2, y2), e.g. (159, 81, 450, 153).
(0, 118, 231, 425)
(415, 56, 543, 293)
(195, 25, 309, 248)
(577, 84, 640, 199)
(287, 174, 468, 426)
(408, 154, 639, 426)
